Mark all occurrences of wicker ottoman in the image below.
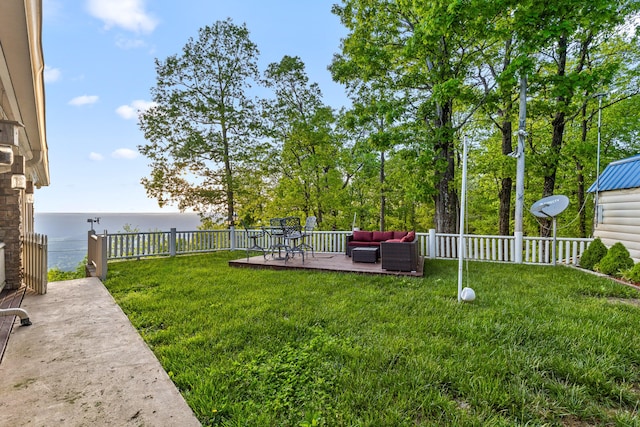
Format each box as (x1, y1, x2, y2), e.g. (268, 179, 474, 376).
(351, 247, 379, 263)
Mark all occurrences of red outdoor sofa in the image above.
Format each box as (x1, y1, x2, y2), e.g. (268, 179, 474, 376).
(346, 230, 420, 272)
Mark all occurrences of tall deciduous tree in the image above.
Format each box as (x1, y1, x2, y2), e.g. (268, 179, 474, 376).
(138, 19, 263, 224)
(341, 82, 408, 230)
(520, 0, 639, 236)
(331, 0, 503, 233)
(261, 56, 342, 226)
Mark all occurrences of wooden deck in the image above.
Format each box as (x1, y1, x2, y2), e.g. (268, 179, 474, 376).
(229, 251, 424, 277)
(0, 286, 26, 364)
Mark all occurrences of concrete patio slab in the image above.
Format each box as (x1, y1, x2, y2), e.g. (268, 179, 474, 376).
(0, 278, 201, 427)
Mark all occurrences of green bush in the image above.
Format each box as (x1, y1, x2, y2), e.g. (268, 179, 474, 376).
(579, 238, 608, 270)
(47, 257, 87, 282)
(621, 263, 640, 284)
(595, 242, 634, 278)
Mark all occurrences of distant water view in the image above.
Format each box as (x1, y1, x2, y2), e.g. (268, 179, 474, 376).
(35, 212, 203, 271)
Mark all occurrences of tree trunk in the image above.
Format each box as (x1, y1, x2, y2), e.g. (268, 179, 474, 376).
(575, 103, 589, 238)
(432, 100, 458, 233)
(575, 158, 586, 237)
(540, 33, 568, 238)
(222, 128, 235, 226)
(541, 111, 565, 237)
(498, 120, 513, 235)
(498, 37, 514, 236)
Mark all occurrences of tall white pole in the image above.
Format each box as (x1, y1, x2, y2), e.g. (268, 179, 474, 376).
(457, 137, 468, 303)
(595, 93, 604, 228)
(514, 74, 527, 263)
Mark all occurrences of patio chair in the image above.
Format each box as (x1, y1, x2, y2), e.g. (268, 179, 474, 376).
(298, 216, 316, 257)
(240, 220, 266, 261)
(281, 216, 305, 263)
(264, 217, 288, 260)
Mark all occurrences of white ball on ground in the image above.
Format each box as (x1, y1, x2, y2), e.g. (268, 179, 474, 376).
(461, 287, 476, 302)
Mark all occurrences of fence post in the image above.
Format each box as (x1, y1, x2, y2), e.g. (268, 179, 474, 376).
(514, 232, 523, 264)
(429, 229, 436, 259)
(95, 234, 108, 281)
(170, 228, 176, 257)
(230, 226, 236, 250)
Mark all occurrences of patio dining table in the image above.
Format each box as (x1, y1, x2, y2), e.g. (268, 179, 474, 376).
(263, 217, 305, 263)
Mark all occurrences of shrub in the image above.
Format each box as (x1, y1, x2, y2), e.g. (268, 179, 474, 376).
(621, 263, 640, 284)
(47, 257, 87, 282)
(579, 238, 608, 270)
(595, 242, 634, 278)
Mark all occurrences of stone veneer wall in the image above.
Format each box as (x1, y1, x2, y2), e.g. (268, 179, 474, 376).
(0, 155, 24, 290)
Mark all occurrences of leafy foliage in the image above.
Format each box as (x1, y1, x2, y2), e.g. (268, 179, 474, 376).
(48, 257, 87, 281)
(135, 6, 640, 236)
(620, 263, 640, 284)
(579, 238, 608, 270)
(138, 19, 264, 222)
(595, 242, 635, 277)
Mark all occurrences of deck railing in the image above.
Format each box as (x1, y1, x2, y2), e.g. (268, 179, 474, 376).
(432, 233, 592, 265)
(23, 232, 48, 294)
(97, 228, 592, 268)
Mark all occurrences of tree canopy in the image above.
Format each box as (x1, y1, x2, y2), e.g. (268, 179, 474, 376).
(138, 19, 264, 225)
(138, 10, 640, 235)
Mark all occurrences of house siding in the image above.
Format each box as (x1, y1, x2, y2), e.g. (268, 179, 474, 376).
(594, 187, 640, 263)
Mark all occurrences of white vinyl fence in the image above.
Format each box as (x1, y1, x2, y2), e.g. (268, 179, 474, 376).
(87, 227, 593, 279)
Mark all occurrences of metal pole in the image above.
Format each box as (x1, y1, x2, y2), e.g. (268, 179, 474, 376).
(514, 73, 527, 263)
(552, 217, 557, 266)
(595, 94, 604, 228)
(457, 137, 468, 303)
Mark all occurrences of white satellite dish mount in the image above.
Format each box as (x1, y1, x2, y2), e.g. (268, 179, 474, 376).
(529, 195, 570, 266)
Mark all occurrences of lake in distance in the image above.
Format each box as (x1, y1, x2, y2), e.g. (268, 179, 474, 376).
(35, 212, 203, 271)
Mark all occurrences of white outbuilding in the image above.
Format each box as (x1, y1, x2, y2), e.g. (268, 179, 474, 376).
(588, 154, 640, 263)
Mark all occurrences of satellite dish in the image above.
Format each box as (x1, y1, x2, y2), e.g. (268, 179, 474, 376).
(530, 195, 569, 218)
(529, 195, 570, 267)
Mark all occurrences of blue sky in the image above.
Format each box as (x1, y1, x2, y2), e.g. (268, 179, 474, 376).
(39, 0, 348, 212)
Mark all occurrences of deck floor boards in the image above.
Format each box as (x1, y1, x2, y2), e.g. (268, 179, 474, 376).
(229, 252, 424, 277)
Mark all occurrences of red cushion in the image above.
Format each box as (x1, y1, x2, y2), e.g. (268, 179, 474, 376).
(385, 239, 403, 243)
(372, 231, 394, 242)
(401, 231, 416, 242)
(352, 231, 373, 242)
(393, 231, 408, 239)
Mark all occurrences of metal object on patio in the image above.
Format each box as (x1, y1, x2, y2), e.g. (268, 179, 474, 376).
(241, 220, 266, 261)
(281, 216, 305, 264)
(0, 308, 31, 326)
(299, 216, 317, 257)
(265, 217, 288, 260)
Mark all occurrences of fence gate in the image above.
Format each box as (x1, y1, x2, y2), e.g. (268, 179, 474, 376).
(23, 232, 48, 294)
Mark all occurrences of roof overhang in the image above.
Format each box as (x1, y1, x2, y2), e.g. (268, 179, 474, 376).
(587, 154, 640, 193)
(0, 0, 49, 187)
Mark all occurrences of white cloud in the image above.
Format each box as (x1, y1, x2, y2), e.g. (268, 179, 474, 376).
(116, 99, 157, 120)
(115, 35, 147, 50)
(86, 0, 158, 34)
(68, 95, 99, 106)
(44, 65, 61, 83)
(89, 152, 104, 161)
(112, 148, 139, 159)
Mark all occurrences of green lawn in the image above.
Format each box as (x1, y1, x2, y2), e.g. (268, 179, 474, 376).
(104, 251, 640, 426)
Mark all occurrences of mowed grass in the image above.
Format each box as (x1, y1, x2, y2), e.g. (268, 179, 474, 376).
(104, 251, 640, 426)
